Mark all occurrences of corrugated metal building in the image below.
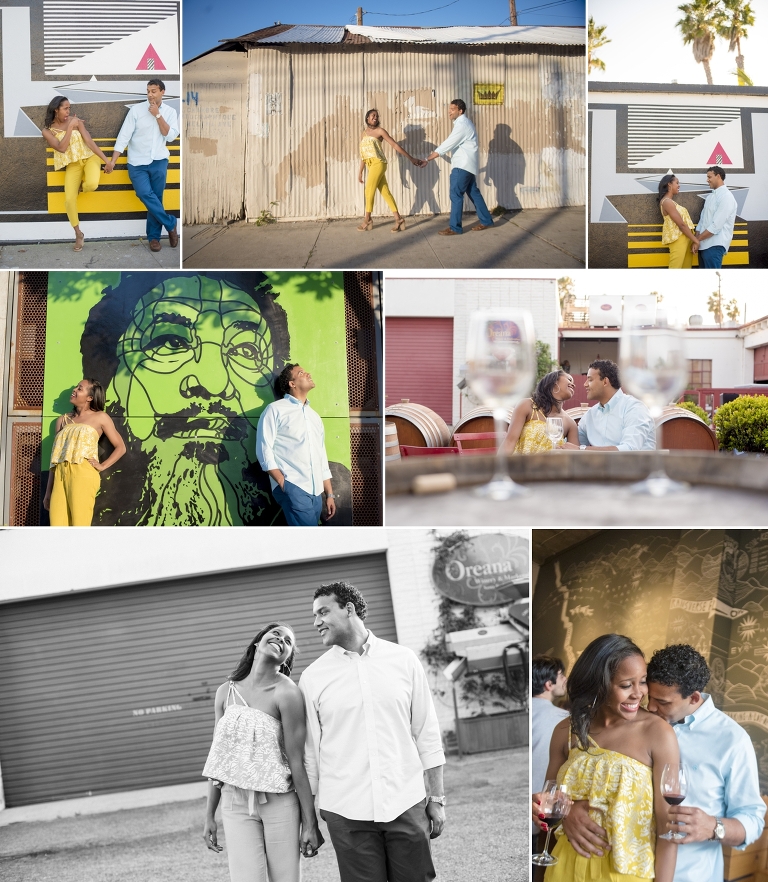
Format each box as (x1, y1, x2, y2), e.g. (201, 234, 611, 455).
(183, 24, 586, 223)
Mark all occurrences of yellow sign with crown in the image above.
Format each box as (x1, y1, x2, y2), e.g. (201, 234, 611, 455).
(473, 83, 504, 105)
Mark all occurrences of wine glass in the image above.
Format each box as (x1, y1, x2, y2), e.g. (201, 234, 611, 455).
(545, 417, 564, 451)
(619, 306, 690, 496)
(660, 762, 688, 840)
(532, 781, 572, 866)
(465, 309, 536, 500)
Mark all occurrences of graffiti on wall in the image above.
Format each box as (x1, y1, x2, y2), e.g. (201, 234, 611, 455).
(588, 92, 768, 268)
(0, 0, 180, 241)
(533, 529, 768, 792)
(43, 272, 352, 526)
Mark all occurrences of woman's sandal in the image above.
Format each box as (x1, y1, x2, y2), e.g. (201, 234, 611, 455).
(357, 219, 373, 231)
(391, 218, 406, 233)
(74, 232, 84, 252)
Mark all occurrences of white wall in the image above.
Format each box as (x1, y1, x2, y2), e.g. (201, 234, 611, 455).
(385, 279, 456, 316)
(685, 331, 752, 386)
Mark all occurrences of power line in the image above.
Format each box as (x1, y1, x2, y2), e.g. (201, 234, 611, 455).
(362, 0, 462, 18)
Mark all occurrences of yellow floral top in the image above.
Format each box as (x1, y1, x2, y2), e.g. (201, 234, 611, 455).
(50, 417, 99, 465)
(50, 128, 94, 171)
(360, 135, 387, 163)
(661, 199, 695, 245)
(555, 737, 656, 878)
(513, 402, 559, 455)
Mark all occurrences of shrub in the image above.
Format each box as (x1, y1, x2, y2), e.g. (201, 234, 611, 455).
(676, 400, 711, 424)
(713, 396, 768, 453)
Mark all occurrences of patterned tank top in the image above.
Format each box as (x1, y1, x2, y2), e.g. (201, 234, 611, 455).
(50, 417, 99, 465)
(202, 682, 293, 794)
(513, 401, 557, 455)
(660, 199, 695, 245)
(555, 735, 656, 878)
(360, 135, 387, 163)
(50, 128, 95, 171)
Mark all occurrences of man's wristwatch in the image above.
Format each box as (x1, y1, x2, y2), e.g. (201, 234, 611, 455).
(579, 444, 587, 450)
(427, 795, 447, 806)
(711, 818, 725, 841)
(326, 493, 335, 499)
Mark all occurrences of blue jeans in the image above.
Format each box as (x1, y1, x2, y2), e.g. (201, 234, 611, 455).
(698, 245, 726, 268)
(272, 479, 322, 526)
(127, 159, 177, 241)
(449, 168, 493, 233)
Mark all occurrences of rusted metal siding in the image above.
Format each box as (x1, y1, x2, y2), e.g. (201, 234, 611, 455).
(184, 42, 585, 223)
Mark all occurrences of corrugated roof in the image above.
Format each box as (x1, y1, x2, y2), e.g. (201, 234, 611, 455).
(224, 24, 584, 47)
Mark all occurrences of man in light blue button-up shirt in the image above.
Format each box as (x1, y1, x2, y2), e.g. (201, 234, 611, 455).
(694, 167, 737, 269)
(419, 99, 494, 235)
(256, 364, 335, 526)
(647, 644, 765, 882)
(106, 79, 179, 252)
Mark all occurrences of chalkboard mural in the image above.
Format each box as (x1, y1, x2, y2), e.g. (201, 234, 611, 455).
(533, 529, 768, 792)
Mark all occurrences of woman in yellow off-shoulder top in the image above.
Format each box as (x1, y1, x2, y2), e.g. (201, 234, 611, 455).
(658, 174, 699, 269)
(503, 370, 579, 455)
(43, 378, 126, 526)
(42, 96, 112, 251)
(532, 634, 680, 882)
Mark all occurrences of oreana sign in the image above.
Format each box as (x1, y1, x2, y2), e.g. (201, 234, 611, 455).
(432, 533, 529, 606)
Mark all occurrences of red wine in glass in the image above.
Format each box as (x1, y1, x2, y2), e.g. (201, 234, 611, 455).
(663, 794, 685, 806)
(660, 763, 688, 840)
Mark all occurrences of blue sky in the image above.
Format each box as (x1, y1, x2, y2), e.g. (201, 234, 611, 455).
(183, 0, 586, 61)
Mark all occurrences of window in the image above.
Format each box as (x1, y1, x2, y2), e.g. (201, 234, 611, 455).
(687, 359, 712, 388)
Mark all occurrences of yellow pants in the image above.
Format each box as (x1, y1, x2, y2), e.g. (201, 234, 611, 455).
(49, 461, 101, 526)
(364, 158, 398, 214)
(544, 835, 649, 882)
(64, 154, 102, 227)
(667, 233, 693, 269)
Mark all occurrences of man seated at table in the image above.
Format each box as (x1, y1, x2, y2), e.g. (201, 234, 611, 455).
(561, 360, 655, 451)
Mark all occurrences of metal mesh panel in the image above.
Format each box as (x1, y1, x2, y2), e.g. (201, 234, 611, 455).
(344, 272, 379, 411)
(10, 422, 42, 526)
(350, 422, 381, 526)
(14, 273, 49, 411)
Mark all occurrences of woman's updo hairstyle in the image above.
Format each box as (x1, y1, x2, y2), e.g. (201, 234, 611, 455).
(567, 633, 644, 751)
(657, 174, 676, 204)
(365, 108, 379, 126)
(229, 622, 298, 681)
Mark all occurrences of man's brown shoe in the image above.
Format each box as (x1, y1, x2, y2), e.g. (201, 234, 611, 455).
(439, 228, 460, 236)
(471, 223, 492, 231)
(149, 239, 161, 252)
(168, 226, 179, 248)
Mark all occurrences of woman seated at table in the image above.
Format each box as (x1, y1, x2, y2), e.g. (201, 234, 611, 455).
(503, 370, 578, 454)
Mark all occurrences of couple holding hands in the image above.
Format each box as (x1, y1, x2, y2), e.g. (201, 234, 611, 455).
(358, 98, 494, 236)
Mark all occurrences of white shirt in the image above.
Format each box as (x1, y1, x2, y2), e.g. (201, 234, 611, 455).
(531, 698, 569, 834)
(695, 185, 737, 252)
(256, 395, 332, 495)
(577, 388, 656, 451)
(114, 100, 179, 166)
(672, 695, 765, 882)
(299, 631, 446, 822)
(435, 114, 480, 175)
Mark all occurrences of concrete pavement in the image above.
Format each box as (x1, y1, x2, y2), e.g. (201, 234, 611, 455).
(0, 238, 181, 270)
(182, 208, 586, 269)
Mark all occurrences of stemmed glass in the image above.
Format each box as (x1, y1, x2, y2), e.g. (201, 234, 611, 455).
(465, 309, 536, 500)
(545, 417, 564, 451)
(532, 781, 572, 866)
(619, 306, 690, 496)
(660, 762, 688, 840)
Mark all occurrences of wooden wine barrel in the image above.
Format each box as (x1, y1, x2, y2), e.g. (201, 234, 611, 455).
(385, 401, 451, 448)
(451, 406, 515, 449)
(384, 422, 401, 463)
(564, 405, 717, 451)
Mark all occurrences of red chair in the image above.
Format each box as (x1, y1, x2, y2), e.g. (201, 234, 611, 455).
(399, 445, 459, 457)
(452, 432, 503, 455)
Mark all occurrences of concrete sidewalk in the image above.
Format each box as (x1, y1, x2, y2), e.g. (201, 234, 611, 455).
(182, 208, 585, 269)
(0, 238, 181, 270)
(0, 748, 527, 882)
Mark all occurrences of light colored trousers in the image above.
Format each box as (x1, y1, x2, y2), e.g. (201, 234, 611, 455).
(221, 785, 300, 882)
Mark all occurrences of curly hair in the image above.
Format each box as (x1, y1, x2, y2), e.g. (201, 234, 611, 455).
(313, 581, 368, 621)
(588, 359, 621, 390)
(532, 370, 567, 416)
(646, 644, 710, 698)
(229, 622, 298, 681)
(532, 655, 565, 696)
(568, 634, 644, 751)
(275, 363, 298, 398)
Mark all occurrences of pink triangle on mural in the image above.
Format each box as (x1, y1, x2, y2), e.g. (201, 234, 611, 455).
(707, 142, 732, 165)
(137, 44, 167, 71)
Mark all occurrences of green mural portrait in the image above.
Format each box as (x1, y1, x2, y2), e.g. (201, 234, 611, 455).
(44, 272, 352, 526)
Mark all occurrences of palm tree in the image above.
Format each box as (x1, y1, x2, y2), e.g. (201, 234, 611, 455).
(676, 0, 726, 85)
(588, 17, 610, 74)
(718, 0, 755, 85)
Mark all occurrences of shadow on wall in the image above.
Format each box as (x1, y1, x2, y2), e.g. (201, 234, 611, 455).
(482, 124, 525, 210)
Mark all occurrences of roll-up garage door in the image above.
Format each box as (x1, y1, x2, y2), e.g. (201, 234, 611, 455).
(385, 317, 454, 423)
(0, 552, 395, 807)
